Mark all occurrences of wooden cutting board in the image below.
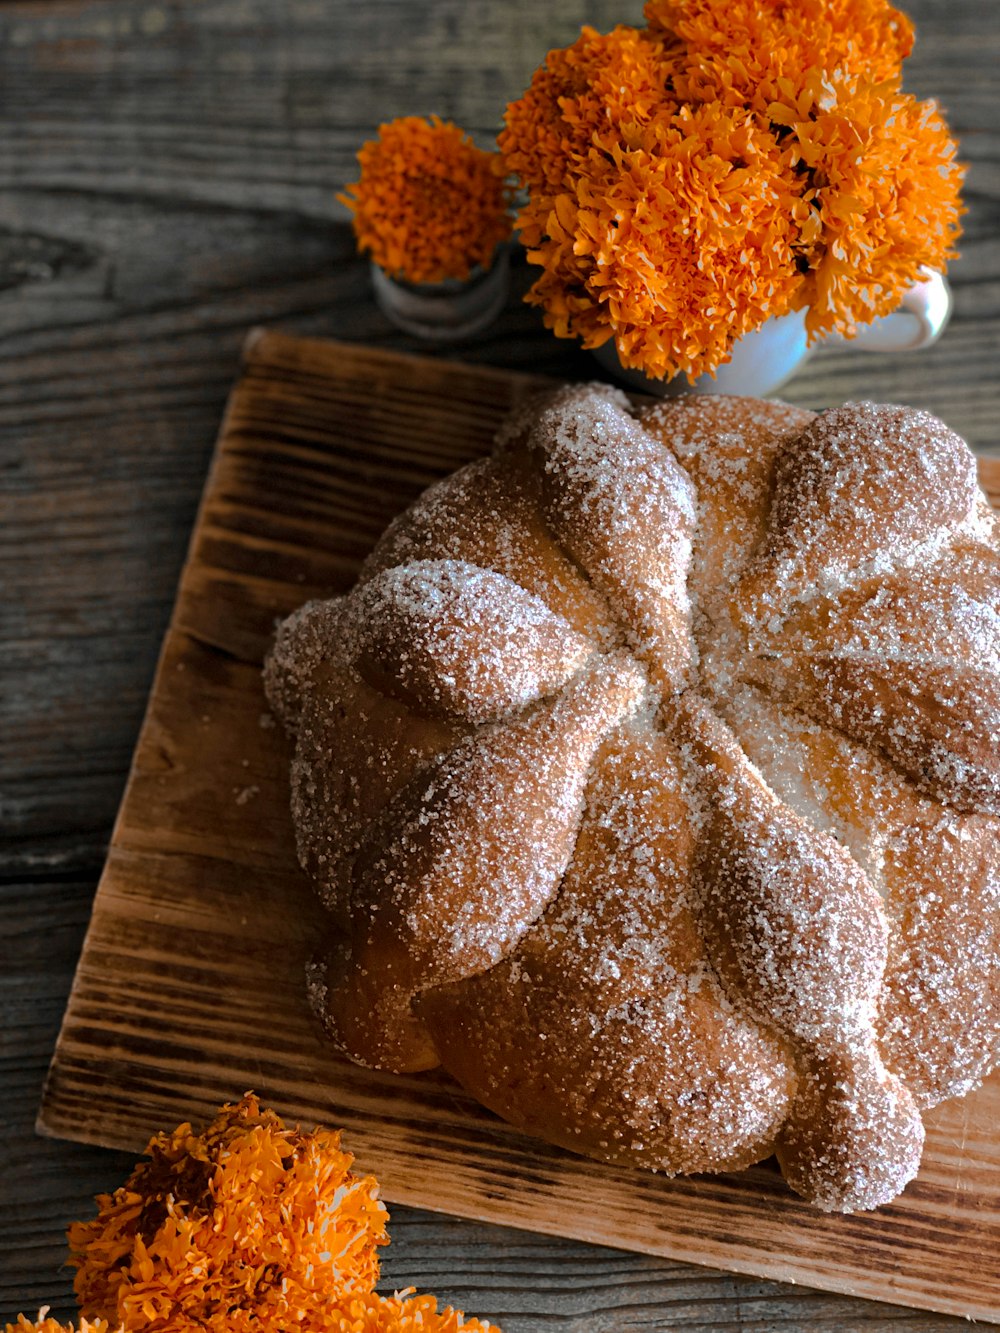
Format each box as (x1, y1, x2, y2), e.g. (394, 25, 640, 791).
(40, 329, 1000, 1322)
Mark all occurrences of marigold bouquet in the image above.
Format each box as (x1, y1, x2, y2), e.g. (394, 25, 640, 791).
(341, 115, 512, 285)
(500, 0, 964, 382)
(8, 1095, 499, 1333)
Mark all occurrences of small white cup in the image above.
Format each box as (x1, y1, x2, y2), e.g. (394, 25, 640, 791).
(592, 270, 953, 397)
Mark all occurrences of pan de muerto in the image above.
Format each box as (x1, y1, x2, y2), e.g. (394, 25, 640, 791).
(265, 386, 1000, 1211)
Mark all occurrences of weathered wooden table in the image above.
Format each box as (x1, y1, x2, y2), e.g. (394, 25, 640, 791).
(2, 1, 997, 1329)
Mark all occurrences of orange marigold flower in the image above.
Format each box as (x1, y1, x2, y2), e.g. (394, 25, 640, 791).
(3, 1295, 500, 1333)
(499, 25, 678, 204)
(341, 116, 513, 285)
(502, 0, 962, 381)
(519, 101, 804, 380)
(67, 1094, 388, 1332)
(786, 85, 963, 339)
(647, 0, 914, 103)
(4, 1314, 116, 1333)
(317, 1289, 501, 1332)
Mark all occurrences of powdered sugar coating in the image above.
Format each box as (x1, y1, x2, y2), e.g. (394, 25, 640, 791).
(526, 385, 697, 689)
(417, 722, 797, 1174)
(266, 386, 1000, 1212)
(738, 401, 981, 613)
(349, 559, 595, 724)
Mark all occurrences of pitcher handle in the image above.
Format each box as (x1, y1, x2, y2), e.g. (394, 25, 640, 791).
(848, 269, 953, 353)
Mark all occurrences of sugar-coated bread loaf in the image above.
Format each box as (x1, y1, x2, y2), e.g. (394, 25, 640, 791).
(265, 385, 1000, 1212)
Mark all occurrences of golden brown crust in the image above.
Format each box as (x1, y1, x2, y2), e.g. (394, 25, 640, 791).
(880, 812, 1000, 1106)
(320, 652, 647, 1071)
(352, 559, 596, 724)
(776, 1045, 923, 1214)
(642, 395, 816, 616)
(359, 451, 617, 642)
(526, 385, 697, 692)
(763, 652, 1000, 813)
(735, 401, 981, 617)
(418, 724, 798, 1175)
(266, 386, 1000, 1212)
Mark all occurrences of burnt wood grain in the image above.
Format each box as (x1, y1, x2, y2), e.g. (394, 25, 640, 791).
(2, 0, 998, 1327)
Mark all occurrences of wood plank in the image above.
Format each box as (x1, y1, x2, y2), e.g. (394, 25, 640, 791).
(39, 330, 1000, 1323)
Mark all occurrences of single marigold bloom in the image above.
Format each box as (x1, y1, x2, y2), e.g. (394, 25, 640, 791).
(500, 25, 677, 206)
(341, 116, 512, 285)
(317, 1289, 501, 1333)
(67, 1094, 388, 1333)
(783, 84, 963, 339)
(4, 1315, 116, 1333)
(647, 0, 914, 101)
(501, 0, 962, 381)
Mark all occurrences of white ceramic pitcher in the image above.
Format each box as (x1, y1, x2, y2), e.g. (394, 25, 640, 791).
(591, 270, 953, 397)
